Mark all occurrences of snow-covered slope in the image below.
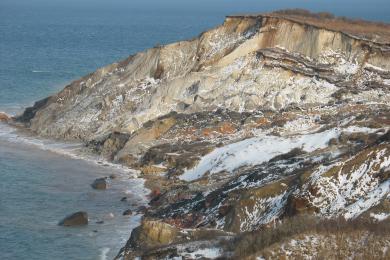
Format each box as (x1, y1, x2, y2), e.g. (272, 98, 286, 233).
(180, 126, 378, 181)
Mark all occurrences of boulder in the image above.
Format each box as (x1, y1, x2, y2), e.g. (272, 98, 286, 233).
(59, 211, 88, 226)
(91, 177, 108, 190)
(129, 220, 180, 249)
(123, 209, 133, 216)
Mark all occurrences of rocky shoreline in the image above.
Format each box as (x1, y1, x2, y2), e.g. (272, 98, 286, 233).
(1, 116, 148, 232)
(11, 10, 390, 259)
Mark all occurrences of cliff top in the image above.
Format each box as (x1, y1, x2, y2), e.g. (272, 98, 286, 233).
(228, 9, 390, 44)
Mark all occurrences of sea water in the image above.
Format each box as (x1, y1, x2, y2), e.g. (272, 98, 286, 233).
(0, 129, 147, 259)
(0, 1, 389, 259)
(0, 2, 223, 259)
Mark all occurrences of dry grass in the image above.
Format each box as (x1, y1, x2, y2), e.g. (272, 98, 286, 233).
(229, 9, 390, 43)
(223, 215, 390, 258)
(272, 9, 390, 43)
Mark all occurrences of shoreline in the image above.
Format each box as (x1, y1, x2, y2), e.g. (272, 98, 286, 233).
(0, 119, 149, 259)
(0, 118, 141, 177)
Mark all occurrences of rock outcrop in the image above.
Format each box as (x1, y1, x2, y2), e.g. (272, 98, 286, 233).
(129, 219, 180, 249)
(16, 10, 390, 259)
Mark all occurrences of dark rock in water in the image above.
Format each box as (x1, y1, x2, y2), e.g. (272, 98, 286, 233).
(59, 211, 88, 226)
(96, 220, 104, 224)
(123, 209, 133, 216)
(109, 174, 117, 179)
(91, 177, 108, 190)
(120, 197, 127, 202)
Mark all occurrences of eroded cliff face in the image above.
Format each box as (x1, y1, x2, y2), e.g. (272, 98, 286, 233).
(16, 12, 390, 259)
(17, 15, 390, 141)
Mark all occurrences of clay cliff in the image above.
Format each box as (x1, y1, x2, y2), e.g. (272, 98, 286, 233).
(16, 10, 390, 259)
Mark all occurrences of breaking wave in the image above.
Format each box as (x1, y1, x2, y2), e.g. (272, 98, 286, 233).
(0, 122, 137, 176)
(31, 70, 51, 73)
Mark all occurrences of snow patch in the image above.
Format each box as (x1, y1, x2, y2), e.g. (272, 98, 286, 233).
(370, 212, 390, 222)
(240, 191, 288, 231)
(182, 247, 222, 259)
(180, 126, 377, 181)
(344, 180, 390, 219)
(307, 147, 390, 219)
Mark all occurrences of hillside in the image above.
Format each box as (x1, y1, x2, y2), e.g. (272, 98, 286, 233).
(14, 10, 390, 259)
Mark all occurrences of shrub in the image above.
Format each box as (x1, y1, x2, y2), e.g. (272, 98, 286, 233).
(271, 9, 390, 43)
(224, 215, 390, 258)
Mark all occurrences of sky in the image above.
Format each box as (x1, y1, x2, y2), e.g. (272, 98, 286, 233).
(1, 0, 389, 22)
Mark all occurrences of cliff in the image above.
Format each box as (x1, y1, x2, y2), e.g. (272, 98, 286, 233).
(16, 10, 390, 259)
(17, 11, 390, 140)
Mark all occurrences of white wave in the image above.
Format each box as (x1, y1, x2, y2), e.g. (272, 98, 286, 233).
(0, 108, 20, 117)
(32, 70, 51, 73)
(99, 247, 111, 260)
(0, 122, 138, 176)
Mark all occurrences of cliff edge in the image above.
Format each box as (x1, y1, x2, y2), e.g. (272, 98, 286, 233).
(16, 10, 390, 141)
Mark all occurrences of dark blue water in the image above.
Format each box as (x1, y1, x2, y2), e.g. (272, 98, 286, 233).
(0, 134, 147, 260)
(0, 1, 389, 259)
(0, 1, 225, 114)
(1, 0, 389, 113)
(0, 2, 226, 259)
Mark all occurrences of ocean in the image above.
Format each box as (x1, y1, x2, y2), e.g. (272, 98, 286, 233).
(0, 129, 147, 259)
(0, 1, 389, 259)
(0, 2, 223, 259)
